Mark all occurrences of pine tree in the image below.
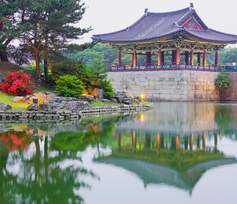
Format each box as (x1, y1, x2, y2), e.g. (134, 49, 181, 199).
(20, 0, 91, 78)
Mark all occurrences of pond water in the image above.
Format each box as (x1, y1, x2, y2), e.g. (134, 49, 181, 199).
(1, 102, 237, 204)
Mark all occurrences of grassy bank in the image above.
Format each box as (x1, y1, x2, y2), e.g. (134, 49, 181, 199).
(0, 92, 28, 110)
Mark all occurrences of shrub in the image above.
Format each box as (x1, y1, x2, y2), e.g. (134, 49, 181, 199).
(215, 73, 232, 89)
(100, 79, 115, 98)
(51, 60, 85, 80)
(56, 75, 84, 97)
(0, 71, 35, 96)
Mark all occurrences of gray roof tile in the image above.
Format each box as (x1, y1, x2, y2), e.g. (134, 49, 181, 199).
(93, 7, 237, 44)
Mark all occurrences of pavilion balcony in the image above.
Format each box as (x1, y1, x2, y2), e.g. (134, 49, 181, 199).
(110, 64, 237, 73)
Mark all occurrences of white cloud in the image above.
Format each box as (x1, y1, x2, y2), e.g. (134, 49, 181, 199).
(79, 0, 237, 44)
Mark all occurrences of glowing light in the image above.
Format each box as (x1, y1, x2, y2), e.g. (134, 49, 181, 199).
(140, 94, 145, 101)
(139, 113, 145, 122)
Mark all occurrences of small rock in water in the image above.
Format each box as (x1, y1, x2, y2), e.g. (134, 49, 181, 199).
(0, 102, 12, 111)
(100, 99, 111, 103)
(12, 96, 25, 103)
(27, 103, 38, 111)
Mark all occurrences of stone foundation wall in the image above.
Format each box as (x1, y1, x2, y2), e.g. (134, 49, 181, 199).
(222, 72, 237, 101)
(0, 105, 150, 121)
(108, 70, 220, 101)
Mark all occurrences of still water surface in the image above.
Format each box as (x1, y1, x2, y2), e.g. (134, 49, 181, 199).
(1, 102, 237, 204)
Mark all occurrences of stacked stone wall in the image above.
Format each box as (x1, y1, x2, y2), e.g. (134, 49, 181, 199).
(108, 70, 220, 101)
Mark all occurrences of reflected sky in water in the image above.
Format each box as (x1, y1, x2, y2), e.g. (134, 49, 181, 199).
(1, 102, 237, 204)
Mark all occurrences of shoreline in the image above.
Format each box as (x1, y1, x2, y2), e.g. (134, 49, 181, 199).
(0, 104, 151, 122)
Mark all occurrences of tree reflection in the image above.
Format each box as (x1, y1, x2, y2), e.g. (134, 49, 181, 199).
(0, 128, 96, 204)
(215, 105, 231, 131)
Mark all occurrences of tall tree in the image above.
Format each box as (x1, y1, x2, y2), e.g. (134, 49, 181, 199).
(0, 0, 17, 61)
(20, 0, 90, 78)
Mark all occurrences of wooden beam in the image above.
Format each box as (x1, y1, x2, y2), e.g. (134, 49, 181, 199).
(132, 48, 137, 68)
(197, 52, 201, 66)
(190, 49, 194, 66)
(215, 50, 219, 67)
(118, 48, 122, 67)
(203, 48, 207, 67)
(185, 51, 189, 65)
(176, 48, 181, 65)
(146, 48, 152, 66)
(157, 48, 161, 66)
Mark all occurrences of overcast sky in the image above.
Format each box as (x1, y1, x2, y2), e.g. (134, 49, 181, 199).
(80, 0, 237, 44)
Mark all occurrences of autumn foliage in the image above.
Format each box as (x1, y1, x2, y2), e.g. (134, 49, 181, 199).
(0, 71, 35, 96)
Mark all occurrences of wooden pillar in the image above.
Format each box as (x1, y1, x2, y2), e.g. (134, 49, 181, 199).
(202, 132, 206, 150)
(190, 49, 194, 66)
(156, 133, 161, 150)
(157, 48, 161, 66)
(132, 48, 137, 68)
(131, 130, 137, 148)
(197, 52, 201, 66)
(146, 48, 152, 66)
(185, 51, 189, 65)
(189, 133, 194, 151)
(176, 136, 180, 150)
(215, 49, 219, 67)
(161, 51, 165, 66)
(118, 133, 122, 151)
(172, 50, 176, 65)
(176, 48, 181, 65)
(118, 48, 122, 67)
(203, 49, 207, 67)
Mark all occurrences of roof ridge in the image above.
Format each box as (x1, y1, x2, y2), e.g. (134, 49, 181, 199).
(93, 7, 191, 39)
(176, 9, 194, 26)
(93, 13, 147, 38)
(176, 9, 208, 30)
(147, 7, 190, 15)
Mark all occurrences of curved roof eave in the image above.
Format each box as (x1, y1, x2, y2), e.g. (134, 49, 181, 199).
(92, 29, 182, 44)
(93, 29, 237, 44)
(183, 29, 237, 44)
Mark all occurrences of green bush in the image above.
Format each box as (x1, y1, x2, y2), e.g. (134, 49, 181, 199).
(215, 73, 231, 89)
(51, 60, 85, 80)
(56, 75, 84, 97)
(100, 79, 115, 98)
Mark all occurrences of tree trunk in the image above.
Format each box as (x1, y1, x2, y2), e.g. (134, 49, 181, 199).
(0, 49, 9, 62)
(43, 45, 49, 82)
(33, 47, 41, 79)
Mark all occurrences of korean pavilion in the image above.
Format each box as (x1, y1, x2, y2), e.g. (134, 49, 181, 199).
(93, 4, 237, 71)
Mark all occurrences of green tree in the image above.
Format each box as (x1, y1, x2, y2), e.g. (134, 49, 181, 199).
(221, 48, 237, 64)
(0, 0, 27, 62)
(17, 0, 90, 78)
(215, 73, 232, 100)
(56, 75, 84, 97)
(215, 73, 232, 89)
(100, 79, 115, 98)
(67, 43, 117, 70)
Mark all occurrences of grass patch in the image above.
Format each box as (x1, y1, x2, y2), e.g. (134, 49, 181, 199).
(89, 100, 119, 108)
(0, 92, 28, 110)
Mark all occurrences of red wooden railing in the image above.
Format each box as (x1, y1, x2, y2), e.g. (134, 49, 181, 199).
(110, 64, 227, 72)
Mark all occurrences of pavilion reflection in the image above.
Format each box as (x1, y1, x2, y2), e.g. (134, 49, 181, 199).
(116, 130, 217, 152)
(97, 129, 237, 192)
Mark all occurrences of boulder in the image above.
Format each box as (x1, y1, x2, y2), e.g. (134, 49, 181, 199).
(82, 95, 95, 102)
(12, 96, 25, 103)
(27, 103, 38, 111)
(100, 99, 111, 103)
(46, 96, 89, 112)
(114, 92, 135, 105)
(0, 102, 12, 111)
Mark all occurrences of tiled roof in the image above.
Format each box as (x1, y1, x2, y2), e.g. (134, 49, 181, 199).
(93, 7, 237, 44)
